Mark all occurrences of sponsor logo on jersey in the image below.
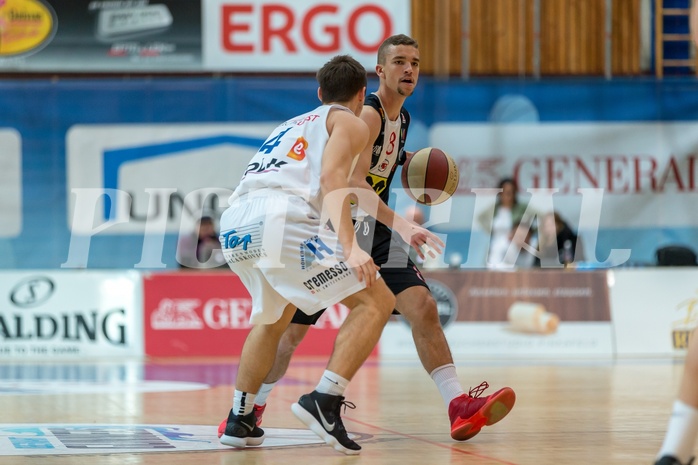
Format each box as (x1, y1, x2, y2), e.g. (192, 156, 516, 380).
(287, 136, 308, 160)
(288, 114, 320, 126)
(243, 157, 288, 176)
(300, 235, 334, 270)
(220, 222, 266, 264)
(303, 262, 350, 292)
(366, 173, 388, 195)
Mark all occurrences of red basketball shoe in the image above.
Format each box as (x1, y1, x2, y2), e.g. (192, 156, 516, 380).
(217, 404, 266, 438)
(448, 381, 516, 441)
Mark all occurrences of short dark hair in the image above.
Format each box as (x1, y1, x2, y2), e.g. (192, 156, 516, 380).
(498, 177, 518, 191)
(497, 177, 519, 205)
(377, 34, 419, 64)
(316, 55, 367, 103)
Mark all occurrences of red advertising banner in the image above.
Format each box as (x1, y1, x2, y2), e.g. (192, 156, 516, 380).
(143, 271, 358, 357)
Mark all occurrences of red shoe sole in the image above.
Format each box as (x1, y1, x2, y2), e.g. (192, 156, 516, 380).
(450, 387, 516, 441)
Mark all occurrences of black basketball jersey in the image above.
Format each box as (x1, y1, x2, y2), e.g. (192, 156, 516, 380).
(364, 93, 410, 204)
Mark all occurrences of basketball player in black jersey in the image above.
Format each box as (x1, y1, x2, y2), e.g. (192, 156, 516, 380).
(218, 34, 516, 443)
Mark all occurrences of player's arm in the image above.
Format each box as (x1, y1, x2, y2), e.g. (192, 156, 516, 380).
(321, 110, 378, 285)
(349, 106, 443, 259)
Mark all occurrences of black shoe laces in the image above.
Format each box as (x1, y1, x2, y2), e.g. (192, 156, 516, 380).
(330, 399, 356, 433)
(339, 400, 356, 414)
(468, 381, 489, 398)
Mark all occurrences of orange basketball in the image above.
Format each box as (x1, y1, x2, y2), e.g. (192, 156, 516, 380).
(400, 147, 459, 206)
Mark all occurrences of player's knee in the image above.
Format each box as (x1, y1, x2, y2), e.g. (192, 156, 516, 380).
(279, 324, 309, 352)
(365, 283, 395, 318)
(402, 291, 440, 326)
(343, 282, 395, 318)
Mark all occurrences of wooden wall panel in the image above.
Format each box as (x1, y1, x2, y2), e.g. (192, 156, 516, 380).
(540, 0, 604, 75)
(410, 0, 642, 76)
(467, 0, 534, 75)
(410, 0, 436, 73)
(410, 0, 462, 75)
(612, 0, 641, 75)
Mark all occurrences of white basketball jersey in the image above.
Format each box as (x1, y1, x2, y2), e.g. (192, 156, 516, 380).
(231, 104, 351, 212)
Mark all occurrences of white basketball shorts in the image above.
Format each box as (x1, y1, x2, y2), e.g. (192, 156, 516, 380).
(219, 192, 370, 325)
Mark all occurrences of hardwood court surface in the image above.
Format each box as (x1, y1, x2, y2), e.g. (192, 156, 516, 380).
(0, 356, 686, 465)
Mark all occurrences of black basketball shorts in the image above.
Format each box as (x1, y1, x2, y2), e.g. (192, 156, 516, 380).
(290, 218, 430, 326)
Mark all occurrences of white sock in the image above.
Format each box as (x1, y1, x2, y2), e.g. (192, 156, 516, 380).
(232, 390, 256, 416)
(430, 364, 466, 407)
(254, 382, 277, 406)
(658, 400, 698, 463)
(315, 370, 349, 397)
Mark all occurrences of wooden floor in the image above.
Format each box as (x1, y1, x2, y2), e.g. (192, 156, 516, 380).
(0, 355, 688, 464)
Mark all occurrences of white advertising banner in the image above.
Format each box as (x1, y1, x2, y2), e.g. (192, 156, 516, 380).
(0, 271, 143, 358)
(0, 129, 21, 238)
(429, 123, 698, 231)
(379, 270, 615, 358)
(610, 268, 698, 356)
(202, 0, 411, 71)
(66, 123, 276, 234)
(381, 321, 615, 358)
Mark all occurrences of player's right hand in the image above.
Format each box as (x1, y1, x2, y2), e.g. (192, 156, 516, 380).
(395, 221, 445, 260)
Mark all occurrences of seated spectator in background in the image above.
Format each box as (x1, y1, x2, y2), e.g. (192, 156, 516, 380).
(176, 215, 226, 270)
(534, 212, 584, 268)
(478, 177, 529, 269)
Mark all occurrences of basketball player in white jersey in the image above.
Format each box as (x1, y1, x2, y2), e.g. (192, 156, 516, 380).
(654, 6, 698, 464)
(220, 35, 516, 443)
(217, 55, 396, 455)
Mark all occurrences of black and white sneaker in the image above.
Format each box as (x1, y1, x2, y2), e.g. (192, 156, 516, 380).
(655, 456, 695, 465)
(219, 409, 265, 448)
(291, 390, 360, 455)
